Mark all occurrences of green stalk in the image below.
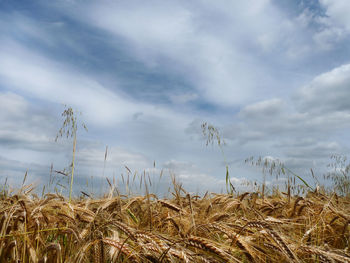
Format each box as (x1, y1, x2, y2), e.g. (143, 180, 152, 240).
(283, 166, 313, 191)
(69, 132, 77, 203)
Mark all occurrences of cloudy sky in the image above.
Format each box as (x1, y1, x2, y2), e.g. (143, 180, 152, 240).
(1, 0, 350, 196)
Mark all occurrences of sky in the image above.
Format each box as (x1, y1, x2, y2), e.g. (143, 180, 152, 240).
(0, 0, 350, 196)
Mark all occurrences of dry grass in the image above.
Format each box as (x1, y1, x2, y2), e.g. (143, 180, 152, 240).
(0, 187, 350, 262)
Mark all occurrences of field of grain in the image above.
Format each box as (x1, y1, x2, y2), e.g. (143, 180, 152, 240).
(1, 185, 349, 263)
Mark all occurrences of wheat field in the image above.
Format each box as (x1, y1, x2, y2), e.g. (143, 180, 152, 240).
(0, 183, 349, 263)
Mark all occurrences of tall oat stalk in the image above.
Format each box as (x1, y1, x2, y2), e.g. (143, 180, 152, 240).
(55, 105, 87, 202)
(325, 154, 350, 196)
(201, 122, 235, 194)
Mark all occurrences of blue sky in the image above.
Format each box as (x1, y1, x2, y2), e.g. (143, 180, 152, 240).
(1, 0, 350, 195)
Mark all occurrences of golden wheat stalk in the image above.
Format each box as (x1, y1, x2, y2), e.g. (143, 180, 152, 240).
(244, 221, 300, 263)
(135, 231, 169, 253)
(112, 221, 137, 241)
(209, 223, 260, 262)
(158, 199, 182, 213)
(102, 238, 139, 263)
(186, 235, 238, 262)
(298, 245, 350, 263)
(93, 239, 104, 263)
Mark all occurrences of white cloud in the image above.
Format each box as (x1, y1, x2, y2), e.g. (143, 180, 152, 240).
(0, 92, 58, 152)
(320, 0, 350, 31)
(217, 62, 350, 175)
(0, 156, 51, 188)
(162, 159, 231, 193)
(239, 98, 285, 119)
(0, 41, 131, 125)
(75, 143, 150, 175)
(296, 63, 350, 113)
(67, 0, 311, 106)
(0, 39, 192, 128)
(0, 92, 28, 118)
(0, 12, 54, 46)
(292, 7, 346, 51)
(169, 92, 198, 104)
